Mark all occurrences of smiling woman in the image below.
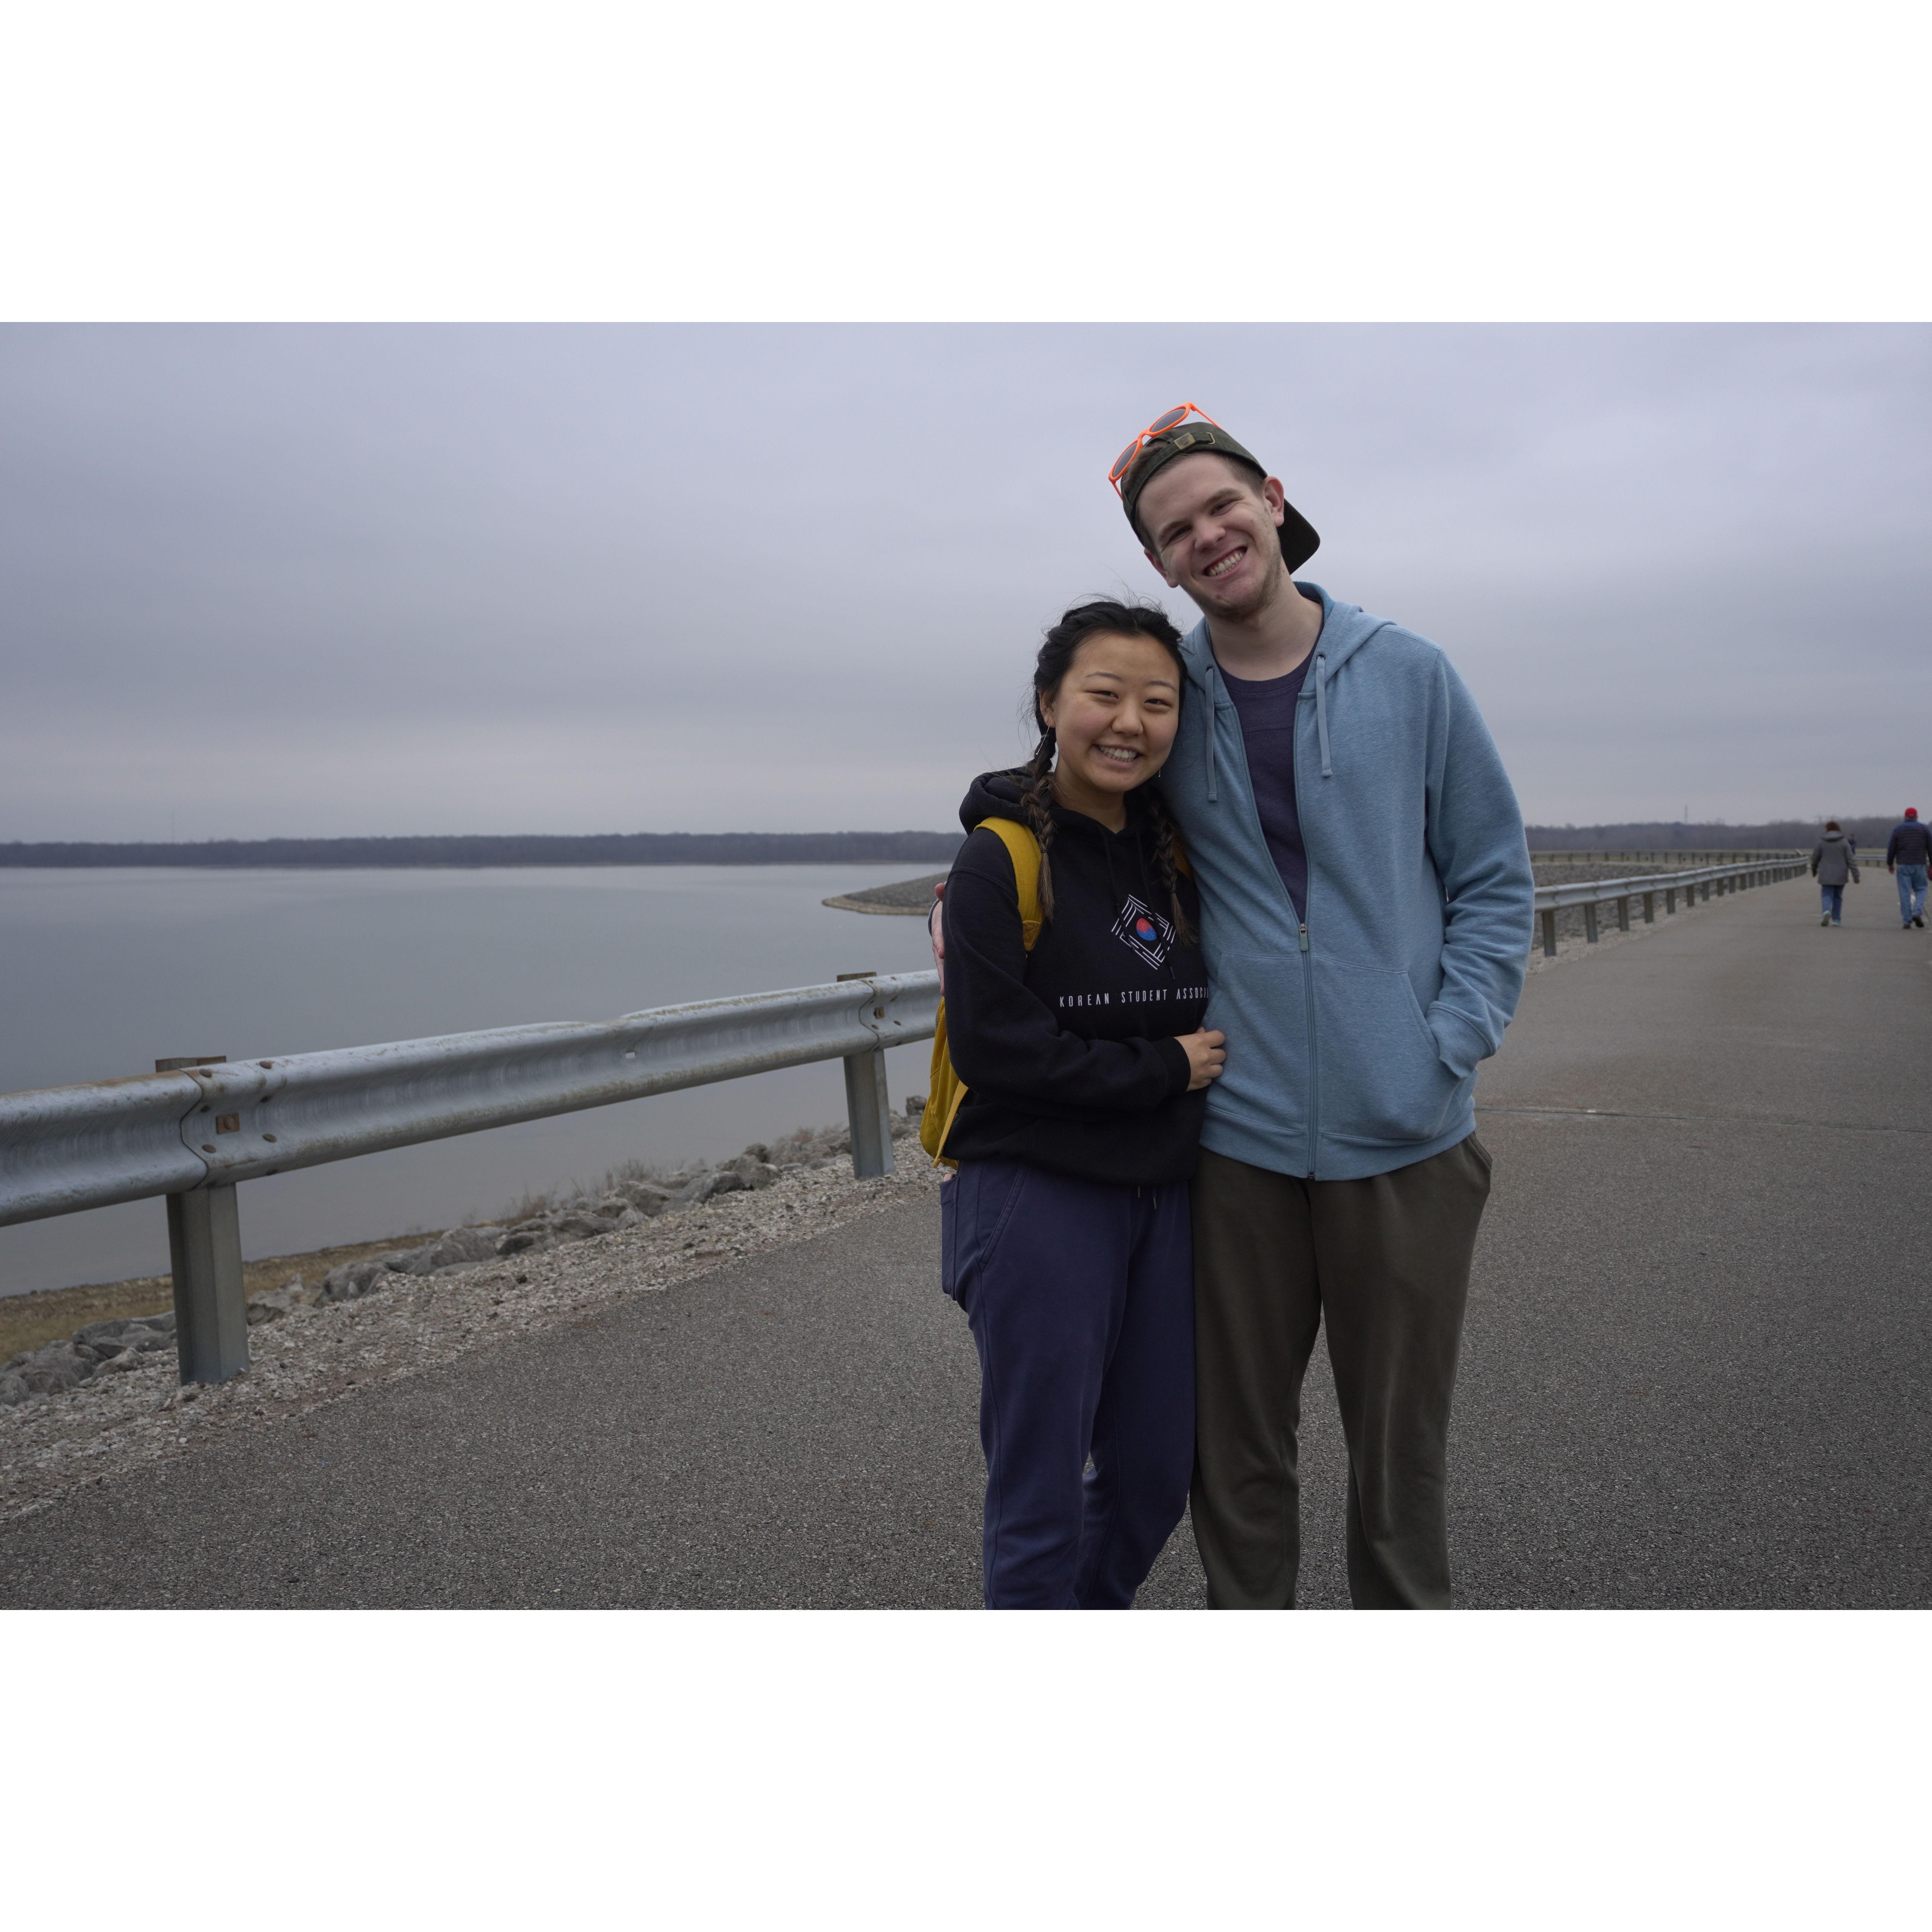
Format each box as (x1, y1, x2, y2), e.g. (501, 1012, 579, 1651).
(1035, 630, 1180, 823)
(927, 597, 1226, 1611)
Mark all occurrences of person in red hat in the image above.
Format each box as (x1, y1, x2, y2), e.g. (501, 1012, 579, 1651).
(1885, 808, 1930, 928)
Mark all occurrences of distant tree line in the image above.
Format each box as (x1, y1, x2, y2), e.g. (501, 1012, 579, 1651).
(1527, 817, 1903, 852)
(5, 816, 1909, 868)
(0, 831, 969, 869)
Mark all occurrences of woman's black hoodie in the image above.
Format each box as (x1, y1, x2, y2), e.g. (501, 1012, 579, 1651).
(939, 769, 1209, 1186)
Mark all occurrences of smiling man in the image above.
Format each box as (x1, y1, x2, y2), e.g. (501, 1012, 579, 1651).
(1112, 405, 1535, 1609)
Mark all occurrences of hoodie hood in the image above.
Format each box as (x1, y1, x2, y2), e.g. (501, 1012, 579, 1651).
(958, 768, 1028, 834)
(1175, 582, 1388, 692)
(957, 768, 1158, 841)
(1177, 582, 1393, 802)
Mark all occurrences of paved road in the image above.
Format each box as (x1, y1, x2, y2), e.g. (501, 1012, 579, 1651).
(4, 875, 1927, 1607)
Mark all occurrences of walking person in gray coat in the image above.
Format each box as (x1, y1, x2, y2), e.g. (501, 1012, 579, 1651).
(1811, 820, 1860, 926)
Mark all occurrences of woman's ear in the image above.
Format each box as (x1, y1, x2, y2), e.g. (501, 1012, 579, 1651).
(1037, 695, 1057, 732)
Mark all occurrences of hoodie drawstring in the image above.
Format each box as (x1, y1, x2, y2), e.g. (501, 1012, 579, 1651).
(1201, 649, 1331, 791)
(1202, 658, 1219, 802)
(1314, 652, 1332, 779)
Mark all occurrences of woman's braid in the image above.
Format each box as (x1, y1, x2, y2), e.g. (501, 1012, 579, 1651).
(1145, 786, 1194, 945)
(1018, 727, 1058, 923)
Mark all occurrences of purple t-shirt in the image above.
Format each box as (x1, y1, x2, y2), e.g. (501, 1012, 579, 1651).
(1220, 654, 1313, 920)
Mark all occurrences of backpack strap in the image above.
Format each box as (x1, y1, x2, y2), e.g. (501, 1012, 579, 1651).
(978, 817, 1044, 948)
(920, 817, 1044, 1168)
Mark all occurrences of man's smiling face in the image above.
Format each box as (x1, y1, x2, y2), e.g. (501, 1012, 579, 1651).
(1136, 452, 1289, 620)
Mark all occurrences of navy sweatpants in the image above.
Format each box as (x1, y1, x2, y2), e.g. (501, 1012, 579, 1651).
(940, 1158, 1194, 1609)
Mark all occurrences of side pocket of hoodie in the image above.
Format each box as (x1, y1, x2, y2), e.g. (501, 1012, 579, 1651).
(1313, 968, 1464, 1150)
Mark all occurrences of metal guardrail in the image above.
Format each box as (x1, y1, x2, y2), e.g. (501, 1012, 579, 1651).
(1530, 854, 1801, 869)
(0, 970, 942, 1384)
(0, 854, 1808, 1386)
(1532, 857, 1807, 958)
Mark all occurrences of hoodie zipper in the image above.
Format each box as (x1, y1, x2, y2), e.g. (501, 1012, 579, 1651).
(1200, 641, 1323, 1177)
(1293, 665, 1318, 1175)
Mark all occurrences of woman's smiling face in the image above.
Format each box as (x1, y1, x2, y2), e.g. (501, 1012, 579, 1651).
(1038, 630, 1182, 826)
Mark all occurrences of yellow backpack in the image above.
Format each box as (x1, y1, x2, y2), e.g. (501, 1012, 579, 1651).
(920, 818, 1043, 1166)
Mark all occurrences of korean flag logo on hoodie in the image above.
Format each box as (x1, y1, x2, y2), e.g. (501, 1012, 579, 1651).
(1113, 894, 1176, 971)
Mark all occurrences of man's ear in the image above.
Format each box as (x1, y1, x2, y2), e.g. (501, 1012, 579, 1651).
(1143, 545, 1181, 589)
(1261, 476, 1288, 529)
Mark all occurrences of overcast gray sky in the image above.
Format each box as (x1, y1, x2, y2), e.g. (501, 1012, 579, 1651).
(2, 324, 1926, 841)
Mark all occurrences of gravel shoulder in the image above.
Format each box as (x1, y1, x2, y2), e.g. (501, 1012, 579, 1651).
(0, 1149, 943, 1526)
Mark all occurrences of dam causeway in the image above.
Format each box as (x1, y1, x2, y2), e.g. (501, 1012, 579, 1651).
(2, 857, 1925, 1607)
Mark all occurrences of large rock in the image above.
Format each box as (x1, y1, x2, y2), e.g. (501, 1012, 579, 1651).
(380, 1244, 442, 1278)
(729, 1155, 781, 1190)
(611, 1180, 675, 1217)
(321, 1256, 402, 1302)
(0, 1371, 28, 1407)
(249, 1275, 326, 1324)
(406, 1226, 502, 1272)
(75, 1318, 175, 1358)
(672, 1170, 741, 1208)
(549, 1209, 620, 1242)
(19, 1344, 95, 1395)
(495, 1224, 553, 1257)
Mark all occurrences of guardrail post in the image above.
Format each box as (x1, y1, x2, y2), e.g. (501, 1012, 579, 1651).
(165, 1185, 249, 1384)
(1616, 895, 1631, 932)
(1642, 891, 1655, 923)
(1539, 908, 1557, 958)
(1665, 887, 1676, 914)
(1583, 903, 1599, 944)
(156, 1055, 249, 1384)
(837, 975, 895, 1180)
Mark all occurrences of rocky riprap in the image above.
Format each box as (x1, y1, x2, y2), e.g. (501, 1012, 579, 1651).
(1, 1113, 944, 1522)
(0, 1119, 887, 1411)
(0, 1314, 180, 1405)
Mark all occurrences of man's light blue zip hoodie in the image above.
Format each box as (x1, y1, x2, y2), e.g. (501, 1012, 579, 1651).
(1164, 584, 1534, 1182)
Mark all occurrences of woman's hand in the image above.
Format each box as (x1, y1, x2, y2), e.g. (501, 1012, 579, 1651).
(1177, 1029, 1226, 1091)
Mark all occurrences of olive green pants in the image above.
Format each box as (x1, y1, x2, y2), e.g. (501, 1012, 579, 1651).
(1189, 1136, 1492, 1609)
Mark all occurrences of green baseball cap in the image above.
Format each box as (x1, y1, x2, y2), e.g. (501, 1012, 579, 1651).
(1119, 419, 1320, 572)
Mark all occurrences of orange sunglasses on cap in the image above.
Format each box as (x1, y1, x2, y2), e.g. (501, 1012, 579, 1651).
(1107, 402, 1221, 494)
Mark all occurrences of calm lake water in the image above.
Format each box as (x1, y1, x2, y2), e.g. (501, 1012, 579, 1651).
(0, 867, 939, 1297)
